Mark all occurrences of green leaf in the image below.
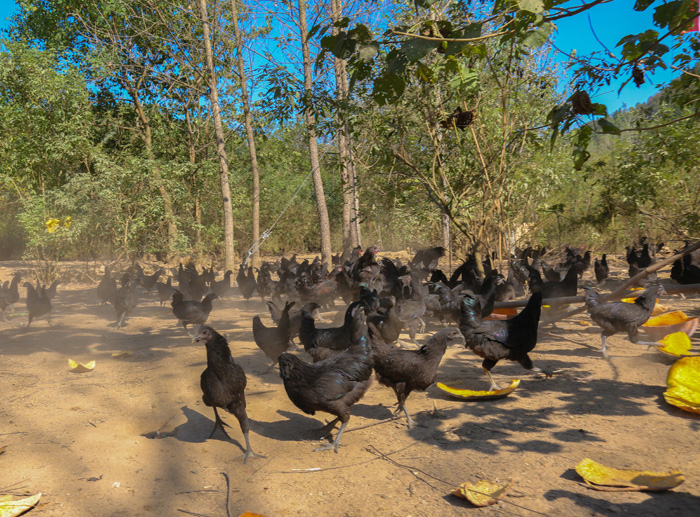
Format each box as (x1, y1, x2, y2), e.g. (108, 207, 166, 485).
(445, 23, 483, 55)
(357, 42, 379, 62)
(654, 0, 683, 29)
(401, 38, 438, 62)
(597, 118, 621, 135)
(634, 0, 655, 11)
(333, 16, 351, 29)
(307, 24, 322, 40)
(522, 23, 552, 48)
(320, 32, 354, 60)
(517, 0, 544, 14)
(414, 0, 439, 9)
(386, 49, 409, 75)
(414, 62, 435, 83)
(372, 73, 406, 106)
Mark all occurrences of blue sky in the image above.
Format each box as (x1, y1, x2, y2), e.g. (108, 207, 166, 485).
(552, 0, 684, 113)
(0, 0, 687, 113)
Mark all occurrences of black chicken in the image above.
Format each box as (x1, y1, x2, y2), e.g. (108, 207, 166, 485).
(45, 279, 59, 300)
(155, 277, 175, 307)
(135, 264, 162, 293)
(0, 272, 21, 318)
(584, 286, 662, 358)
(97, 266, 117, 305)
(299, 301, 364, 353)
(114, 277, 140, 329)
(459, 291, 551, 390)
(237, 265, 257, 301)
(371, 325, 464, 427)
(171, 291, 218, 332)
(267, 300, 304, 342)
(253, 301, 295, 368)
(278, 312, 373, 453)
(366, 295, 402, 344)
(671, 254, 700, 285)
(535, 266, 578, 299)
(193, 325, 265, 463)
(212, 270, 234, 298)
(594, 254, 609, 284)
(24, 282, 52, 328)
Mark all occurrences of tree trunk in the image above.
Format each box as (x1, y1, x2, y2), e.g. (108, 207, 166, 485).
(298, 0, 331, 265)
(198, 0, 235, 271)
(184, 101, 201, 250)
(331, 0, 360, 253)
(129, 85, 177, 257)
(230, 0, 260, 268)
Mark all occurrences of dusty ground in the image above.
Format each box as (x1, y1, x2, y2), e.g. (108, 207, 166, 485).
(1, 258, 700, 517)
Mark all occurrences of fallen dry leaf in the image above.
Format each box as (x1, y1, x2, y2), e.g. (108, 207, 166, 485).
(657, 332, 692, 357)
(665, 356, 700, 415)
(436, 380, 520, 401)
(68, 359, 95, 373)
(575, 458, 684, 491)
(0, 493, 42, 517)
(452, 479, 510, 506)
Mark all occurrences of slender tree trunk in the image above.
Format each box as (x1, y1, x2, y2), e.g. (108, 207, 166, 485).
(184, 102, 202, 250)
(230, 0, 260, 268)
(198, 0, 235, 271)
(298, 0, 331, 265)
(129, 85, 177, 256)
(330, 0, 360, 253)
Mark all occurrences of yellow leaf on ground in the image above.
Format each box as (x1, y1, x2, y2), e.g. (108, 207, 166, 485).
(0, 493, 41, 517)
(452, 479, 510, 506)
(657, 332, 693, 357)
(68, 359, 96, 372)
(665, 356, 700, 414)
(437, 380, 520, 400)
(575, 458, 684, 491)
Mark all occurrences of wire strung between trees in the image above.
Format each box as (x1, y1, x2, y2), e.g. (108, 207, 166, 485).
(242, 166, 315, 268)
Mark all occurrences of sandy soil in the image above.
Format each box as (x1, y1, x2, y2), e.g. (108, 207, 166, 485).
(1, 258, 699, 517)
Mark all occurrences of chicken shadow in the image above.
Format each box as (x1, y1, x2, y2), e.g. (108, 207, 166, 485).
(152, 406, 249, 454)
(410, 370, 662, 456)
(252, 409, 341, 442)
(544, 487, 700, 516)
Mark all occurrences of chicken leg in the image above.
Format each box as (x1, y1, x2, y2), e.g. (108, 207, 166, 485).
(483, 366, 502, 391)
(313, 420, 348, 453)
(209, 407, 232, 439)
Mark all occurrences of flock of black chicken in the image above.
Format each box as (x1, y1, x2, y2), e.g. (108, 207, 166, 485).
(2, 238, 698, 462)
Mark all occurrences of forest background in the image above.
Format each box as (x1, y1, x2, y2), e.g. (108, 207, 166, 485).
(0, 0, 699, 276)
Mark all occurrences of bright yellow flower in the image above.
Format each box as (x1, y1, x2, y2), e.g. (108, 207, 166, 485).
(46, 218, 60, 233)
(64, 216, 72, 228)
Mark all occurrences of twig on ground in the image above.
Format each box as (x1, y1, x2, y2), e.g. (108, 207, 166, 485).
(221, 472, 233, 517)
(176, 510, 216, 517)
(541, 331, 595, 349)
(367, 445, 548, 515)
(345, 414, 404, 433)
(282, 441, 420, 474)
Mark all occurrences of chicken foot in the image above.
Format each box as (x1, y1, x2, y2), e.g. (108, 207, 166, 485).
(313, 421, 348, 453)
(483, 367, 502, 392)
(395, 404, 419, 428)
(530, 366, 554, 379)
(209, 407, 233, 439)
(242, 431, 266, 464)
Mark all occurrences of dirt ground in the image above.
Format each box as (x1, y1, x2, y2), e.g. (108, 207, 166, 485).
(1, 257, 700, 517)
